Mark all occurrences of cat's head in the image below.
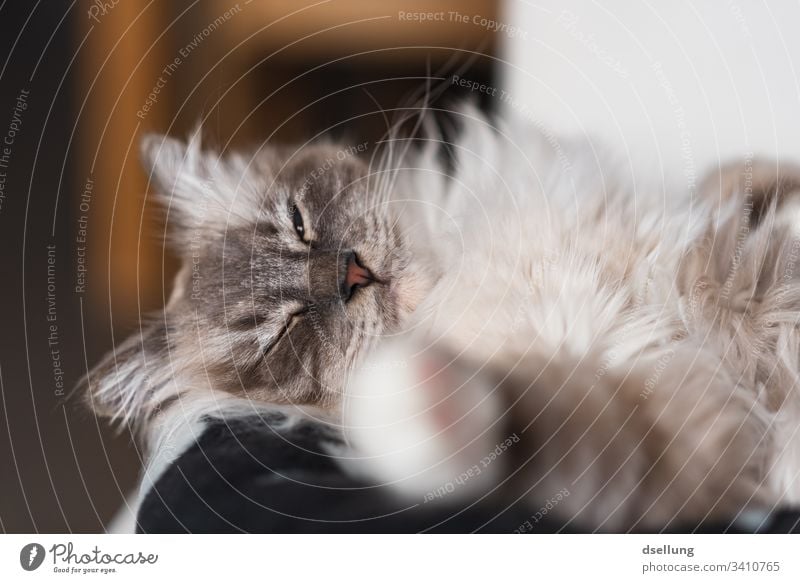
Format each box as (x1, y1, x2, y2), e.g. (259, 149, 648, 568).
(83, 130, 431, 428)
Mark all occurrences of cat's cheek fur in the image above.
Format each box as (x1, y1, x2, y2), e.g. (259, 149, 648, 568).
(388, 268, 437, 324)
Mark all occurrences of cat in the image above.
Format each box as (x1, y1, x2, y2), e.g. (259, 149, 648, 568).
(83, 106, 800, 531)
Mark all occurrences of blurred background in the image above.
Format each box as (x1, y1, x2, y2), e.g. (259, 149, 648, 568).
(1, 0, 798, 532)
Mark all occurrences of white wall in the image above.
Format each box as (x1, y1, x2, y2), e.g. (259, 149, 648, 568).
(500, 0, 800, 191)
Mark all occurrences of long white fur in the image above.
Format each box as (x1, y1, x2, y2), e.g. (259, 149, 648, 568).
(344, 106, 800, 529)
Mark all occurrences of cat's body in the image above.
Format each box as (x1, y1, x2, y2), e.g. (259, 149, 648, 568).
(346, 111, 800, 530)
(86, 108, 800, 531)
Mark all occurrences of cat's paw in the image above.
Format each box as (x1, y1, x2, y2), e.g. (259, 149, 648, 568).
(342, 339, 506, 504)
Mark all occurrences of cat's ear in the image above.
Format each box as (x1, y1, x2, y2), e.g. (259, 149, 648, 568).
(141, 129, 212, 230)
(79, 320, 178, 429)
(140, 129, 262, 242)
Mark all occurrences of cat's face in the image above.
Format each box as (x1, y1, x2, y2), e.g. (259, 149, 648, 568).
(182, 145, 418, 406)
(84, 133, 430, 425)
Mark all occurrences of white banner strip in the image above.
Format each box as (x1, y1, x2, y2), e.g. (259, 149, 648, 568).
(0, 534, 797, 582)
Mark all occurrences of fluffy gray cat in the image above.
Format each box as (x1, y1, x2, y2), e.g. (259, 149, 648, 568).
(84, 107, 800, 531)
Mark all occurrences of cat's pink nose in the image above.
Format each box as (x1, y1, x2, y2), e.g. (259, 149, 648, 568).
(344, 252, 374, 299)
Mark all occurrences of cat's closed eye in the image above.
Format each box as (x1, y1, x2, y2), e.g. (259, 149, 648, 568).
(261, 308, 307, 358)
